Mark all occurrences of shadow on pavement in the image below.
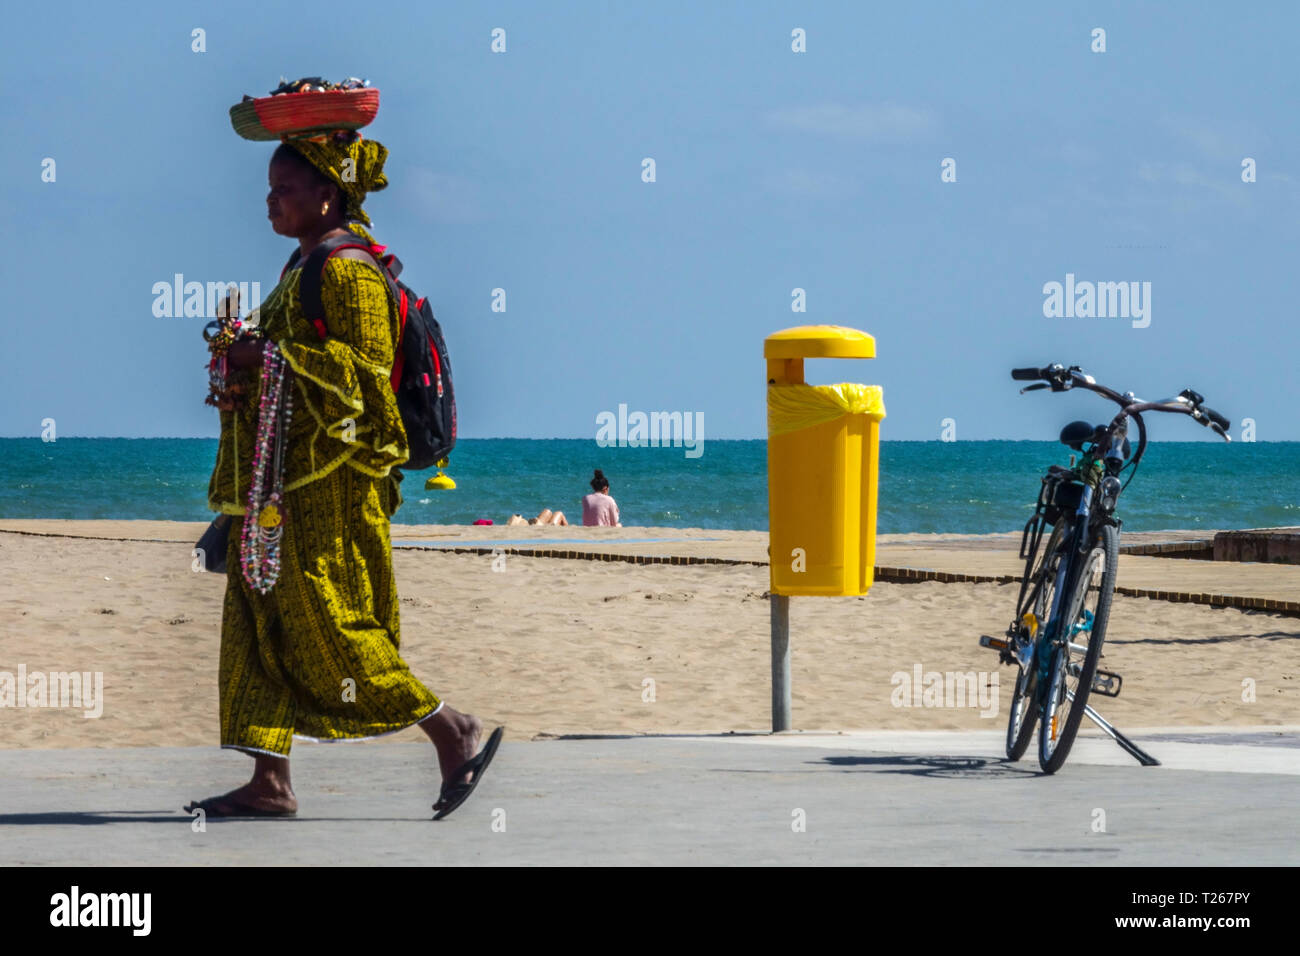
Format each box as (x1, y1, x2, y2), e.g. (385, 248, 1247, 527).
(0, 811, 195, 826)
(0, 811, 431, 825)
(817, 754, 1039, 779)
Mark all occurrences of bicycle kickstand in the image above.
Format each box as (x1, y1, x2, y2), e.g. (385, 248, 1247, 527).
(1065, 689, 1161, 766)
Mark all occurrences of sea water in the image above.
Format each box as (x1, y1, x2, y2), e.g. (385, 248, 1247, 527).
(0, 438, 1295, 534)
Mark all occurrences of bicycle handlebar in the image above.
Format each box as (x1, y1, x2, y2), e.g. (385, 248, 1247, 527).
(1010, 364, 1232, 468)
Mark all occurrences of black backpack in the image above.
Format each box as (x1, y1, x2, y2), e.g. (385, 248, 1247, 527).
(282, 233, 456, 470)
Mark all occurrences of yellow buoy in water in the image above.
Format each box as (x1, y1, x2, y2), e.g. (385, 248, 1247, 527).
(425, 458, 455, 490)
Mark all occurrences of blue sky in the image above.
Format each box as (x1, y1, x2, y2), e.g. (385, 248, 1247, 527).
(2, 0, 1297, 440)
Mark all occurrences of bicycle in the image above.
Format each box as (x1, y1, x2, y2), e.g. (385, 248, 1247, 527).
(980, 364, 1231, 773)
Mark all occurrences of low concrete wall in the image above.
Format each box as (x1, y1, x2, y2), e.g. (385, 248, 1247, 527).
(1120, 540, 1215, 560)
(1214, 528, 1300, 564)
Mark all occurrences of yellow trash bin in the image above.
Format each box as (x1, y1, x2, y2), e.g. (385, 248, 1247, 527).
(765, 325, 885, 597)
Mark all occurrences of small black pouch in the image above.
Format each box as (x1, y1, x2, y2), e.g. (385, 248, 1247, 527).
(1043, 479, 1084, 526)
(195, 515, 232, 574)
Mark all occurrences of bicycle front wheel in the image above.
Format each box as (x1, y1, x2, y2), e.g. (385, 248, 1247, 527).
(1038, 523, 1118, 774)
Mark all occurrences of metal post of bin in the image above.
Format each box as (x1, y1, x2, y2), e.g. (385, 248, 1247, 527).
(770, 593, 791, 731)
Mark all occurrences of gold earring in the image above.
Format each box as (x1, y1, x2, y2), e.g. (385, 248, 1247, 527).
(322, 202, 330, 214)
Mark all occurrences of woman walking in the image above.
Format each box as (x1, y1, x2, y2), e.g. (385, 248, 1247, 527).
(187, 82, 499, 820)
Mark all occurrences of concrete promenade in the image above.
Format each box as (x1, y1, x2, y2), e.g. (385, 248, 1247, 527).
(2, 729, 1296, 865)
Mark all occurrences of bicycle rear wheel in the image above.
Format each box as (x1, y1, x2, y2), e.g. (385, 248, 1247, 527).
(1005, 666, 1038, 761)
(1038, 523, 1118, 774)
(1005, 520, 1068, 760)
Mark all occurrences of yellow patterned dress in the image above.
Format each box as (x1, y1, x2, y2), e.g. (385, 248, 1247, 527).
(208, 224, 441, 757)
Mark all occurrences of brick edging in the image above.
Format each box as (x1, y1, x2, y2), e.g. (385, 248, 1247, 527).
(0, 528, 189, 544)
(4, 530, 1295, 617)
(402, 545, 1300, 617)
(1113, 585, 1300, 615)
(405, 545, 766, 567)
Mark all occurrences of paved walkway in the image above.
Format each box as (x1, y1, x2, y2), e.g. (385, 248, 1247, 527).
(2, 729, 1296, 865)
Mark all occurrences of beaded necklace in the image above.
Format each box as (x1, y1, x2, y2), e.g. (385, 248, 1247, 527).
(241, 339, 294, 593)
(204, 313, 260, 411)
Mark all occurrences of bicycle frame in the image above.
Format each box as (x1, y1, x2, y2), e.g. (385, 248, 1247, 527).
(1037, 484, 1093, 682)
(1032, 406, 1132, 678)
(1014, 475, 1088, 674)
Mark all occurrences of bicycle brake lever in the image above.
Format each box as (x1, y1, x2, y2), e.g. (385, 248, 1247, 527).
(1020, 383, 1049, 394)
(1211, 422, 1232, 442)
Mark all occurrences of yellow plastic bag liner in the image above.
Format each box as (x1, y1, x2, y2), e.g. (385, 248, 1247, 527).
(767, 383, 886, 438)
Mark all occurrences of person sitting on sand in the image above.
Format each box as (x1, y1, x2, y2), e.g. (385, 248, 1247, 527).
(582, 469, 621, 527)
(506, 509, 568, 526)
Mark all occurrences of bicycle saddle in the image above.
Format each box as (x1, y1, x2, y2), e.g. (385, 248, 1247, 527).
(1059, 420, 1097, 450)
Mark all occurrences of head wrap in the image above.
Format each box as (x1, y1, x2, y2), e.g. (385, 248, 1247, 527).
(285, 131, 389, 226)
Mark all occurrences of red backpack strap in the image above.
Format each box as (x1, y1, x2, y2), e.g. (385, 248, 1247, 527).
(390, 288, 409, 390)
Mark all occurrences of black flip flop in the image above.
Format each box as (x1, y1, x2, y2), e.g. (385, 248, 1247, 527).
(182, 795, 297, 818)
(433, 726, 504, 821)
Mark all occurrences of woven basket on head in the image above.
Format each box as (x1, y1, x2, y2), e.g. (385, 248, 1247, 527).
(230, 88, 380, 141)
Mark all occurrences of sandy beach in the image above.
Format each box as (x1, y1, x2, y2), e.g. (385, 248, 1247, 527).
(0, 520, 1296, 750)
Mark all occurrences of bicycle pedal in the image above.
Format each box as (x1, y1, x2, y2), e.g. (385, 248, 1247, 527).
(1091, 669, 1122, 698)
(980, 635, 1017, 665)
